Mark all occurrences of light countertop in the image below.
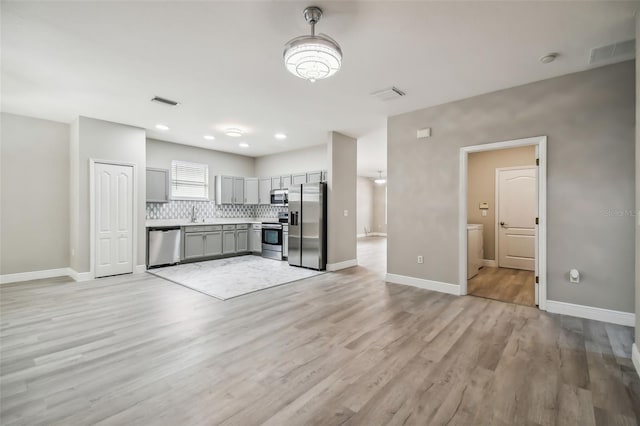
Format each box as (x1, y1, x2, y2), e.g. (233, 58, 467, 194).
(146, 218, 276, 228)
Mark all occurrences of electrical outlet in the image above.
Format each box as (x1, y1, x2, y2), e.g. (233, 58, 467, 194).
(343, 210, 348, 217)
(417, 256, 424, 264)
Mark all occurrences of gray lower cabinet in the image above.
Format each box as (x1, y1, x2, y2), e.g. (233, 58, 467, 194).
(222, 230, 236, 254)
(203, 231, 222, 256)
(236, 229, 248, 252)
(251, 228, 261, 252)
(283, 230, 289, 258)
(184, 232, 205, 260)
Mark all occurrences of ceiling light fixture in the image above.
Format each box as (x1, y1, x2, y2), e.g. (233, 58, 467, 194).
(374, 170, 386, 184)
(239, 142, 250, 148)
(274, 133, 287, 140)
(225, 128, 243, 137)
(539, 53, 558, 64)
(204, 135, 215, 140)
(155, 124, 170, 131)
(283, 6, 342, 83)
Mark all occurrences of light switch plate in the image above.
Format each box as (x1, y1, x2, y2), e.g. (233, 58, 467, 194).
(343, 210, 348, 217)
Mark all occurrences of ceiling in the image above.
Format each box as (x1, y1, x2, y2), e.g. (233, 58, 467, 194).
(1, 1, 637, 176)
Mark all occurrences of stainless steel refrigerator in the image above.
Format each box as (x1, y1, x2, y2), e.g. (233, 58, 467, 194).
(288, 182, 327, 270)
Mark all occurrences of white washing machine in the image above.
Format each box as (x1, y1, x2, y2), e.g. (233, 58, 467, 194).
(467, 224, 484, 279)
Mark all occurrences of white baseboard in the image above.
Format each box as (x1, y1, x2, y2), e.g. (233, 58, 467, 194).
(482, 259, 497, 267)
(385, 273, 461, 296)
(0, 268, 70, 284)
(632, 344, 640, 378)
(326, 259, 358, 271)
(135, 265, 147, 274)
(357, 233, 366, 238)
(68, 268, 93, 282)
(546, 300, 635, 327)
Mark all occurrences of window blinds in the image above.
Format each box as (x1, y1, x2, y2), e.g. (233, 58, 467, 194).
(170, 160, 209, 200)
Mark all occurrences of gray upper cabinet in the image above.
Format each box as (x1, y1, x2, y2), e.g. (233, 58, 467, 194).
(281, 175, 292, 189)
(307, 171, 322, 183)
(291, 173, 307, 185)
(244, 178, 259, 204)
(259, 178, 271, 205)
(271, 176, 281, 190)
(216, 175, 244, 204)
(233, 177, 244, 204)
(146, 168, 170, 203)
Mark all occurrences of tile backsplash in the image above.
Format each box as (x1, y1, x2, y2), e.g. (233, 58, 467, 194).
(146, 200, 287, 220)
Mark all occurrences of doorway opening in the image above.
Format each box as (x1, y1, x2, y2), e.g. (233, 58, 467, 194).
(459, 136, 546, 309)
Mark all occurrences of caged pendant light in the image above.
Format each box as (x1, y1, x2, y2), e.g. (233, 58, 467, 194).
(283, 6, 342, 83)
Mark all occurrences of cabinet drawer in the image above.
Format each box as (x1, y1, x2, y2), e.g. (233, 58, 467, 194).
(185, 225, 222, 233)
(252, 224, 262, 230)
(223, 224, 236, 230)
(185, 226, 207, 233)
(236, 224, 249, 230)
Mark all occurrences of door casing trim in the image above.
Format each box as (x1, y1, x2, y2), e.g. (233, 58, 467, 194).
(459, 136, 547, 310)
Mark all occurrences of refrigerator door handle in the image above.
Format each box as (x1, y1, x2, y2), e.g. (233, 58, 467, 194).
(289, 211, 294, 225)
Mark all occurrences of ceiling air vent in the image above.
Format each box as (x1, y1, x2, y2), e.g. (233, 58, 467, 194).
(151, 96, 180, 107)
(371, 86, 406, 101)
(589, 39, 635, 65)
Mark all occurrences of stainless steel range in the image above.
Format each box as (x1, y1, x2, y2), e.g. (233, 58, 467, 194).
(261, 212, 288, 260)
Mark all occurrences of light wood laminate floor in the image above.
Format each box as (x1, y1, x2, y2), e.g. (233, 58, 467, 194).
(468, 266, 536, 307)
(1, 237, 638, 425)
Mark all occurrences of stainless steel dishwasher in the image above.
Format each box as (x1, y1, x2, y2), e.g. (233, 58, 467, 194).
(147, 227, 181, 268)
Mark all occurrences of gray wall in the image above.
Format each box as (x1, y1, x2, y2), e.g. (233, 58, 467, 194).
(70, 116, 146, 272)
(1, 113, 70, 274)
(327, 132, 357, 265)
(468, 146, 536, 260)
(373, 183, 387, 235)
(147, 138, 255, 200)
(388, 61, 635, 313)
(254, 144, 327, 177)
(357, 176, 374, 236)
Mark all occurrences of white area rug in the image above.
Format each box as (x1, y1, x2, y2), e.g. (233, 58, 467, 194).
(148, 255, 324, 300)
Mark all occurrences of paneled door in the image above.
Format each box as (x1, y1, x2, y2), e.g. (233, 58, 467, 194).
(95, 163, 134, 278)
(497, 167, 536, 271)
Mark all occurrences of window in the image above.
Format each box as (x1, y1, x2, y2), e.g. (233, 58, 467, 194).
(170, 160, 209, 200)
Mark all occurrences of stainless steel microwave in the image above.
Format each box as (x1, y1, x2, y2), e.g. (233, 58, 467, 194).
(270, 189, 288, 205)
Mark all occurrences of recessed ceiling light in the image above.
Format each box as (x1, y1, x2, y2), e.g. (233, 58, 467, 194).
(155, 124, 170, 131)
(274, 133, 287, 140)
(203, 135, 215, 140)
(225, 128, 243, 137)
(539, 53, 558, 64)
(239, 142, 250, 148)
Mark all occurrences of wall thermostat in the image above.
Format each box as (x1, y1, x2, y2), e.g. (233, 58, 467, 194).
(479, 202, 489, 210)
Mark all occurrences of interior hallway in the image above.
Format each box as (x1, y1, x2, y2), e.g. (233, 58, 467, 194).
(468, 266, 536, 306)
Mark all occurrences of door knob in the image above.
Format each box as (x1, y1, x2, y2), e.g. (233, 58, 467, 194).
(500, 222, 507, 227)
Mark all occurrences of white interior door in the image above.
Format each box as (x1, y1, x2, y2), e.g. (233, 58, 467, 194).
(95, 163, 133, 278)
(497, 167, 536, 271)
